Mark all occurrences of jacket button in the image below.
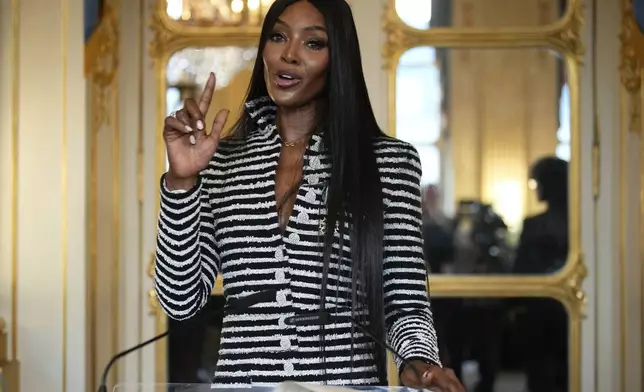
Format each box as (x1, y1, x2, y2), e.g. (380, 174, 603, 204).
(280, 336, 291, 350)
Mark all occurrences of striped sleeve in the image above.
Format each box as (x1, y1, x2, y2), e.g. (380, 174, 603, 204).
(382, 145, 442, 371)
(154, 173, 220, 321)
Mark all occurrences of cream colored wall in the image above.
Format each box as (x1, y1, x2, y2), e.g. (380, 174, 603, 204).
(0, 0, 16, 365)
(140, 0, 166, 385)
(353, 0, 389, 131)
(587, 0, 629, 391)
(0, 0, 89, 391)
(615, 2, 644, 392)
(578, 1, 599, 390)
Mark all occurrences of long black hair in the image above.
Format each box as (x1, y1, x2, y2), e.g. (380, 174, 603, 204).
(227, 0, 389, 384)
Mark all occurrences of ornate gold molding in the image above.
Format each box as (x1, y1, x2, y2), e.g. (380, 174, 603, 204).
(620, 1, 644, 388)
(148, 2, 263, 66)
(381, 4, 418, 71)
(86, 3, 119, 131)
(620, 0, 643, 133)
(0, 318, 19, 392)
(564, 253, 588, 318)
(147, 253, 160, 316)
(148, 8, 174, 65)
(85, 0, 120, 389)
(382, 0, 585, 73)
(85, 3, 119, 86)
(548, 2, 584, 63)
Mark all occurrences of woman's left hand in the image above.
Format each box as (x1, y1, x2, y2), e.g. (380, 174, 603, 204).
(400, 360, 466, 392)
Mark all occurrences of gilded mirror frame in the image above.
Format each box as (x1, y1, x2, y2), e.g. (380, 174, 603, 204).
(148, 0, 587, 389)
(86, 0, 120, 388)
(620, 0, 644, 386)
(383, 0, 585, 391)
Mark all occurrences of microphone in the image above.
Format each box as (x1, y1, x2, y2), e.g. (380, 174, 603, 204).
(97, 290, 277, 392)
(97, 331, 168, 392)
(284, 311, 425, 385)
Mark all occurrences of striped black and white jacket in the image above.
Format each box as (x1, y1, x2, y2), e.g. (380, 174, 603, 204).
(154, 97, 441, 387)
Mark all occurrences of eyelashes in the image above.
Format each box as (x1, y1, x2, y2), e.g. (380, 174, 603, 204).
(306, 39, 326, 50)
(268, 32, 327, 51)
(269, 32, 286, 42)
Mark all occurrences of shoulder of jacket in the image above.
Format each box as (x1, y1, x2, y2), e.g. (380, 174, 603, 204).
(373, 136, 419, 160)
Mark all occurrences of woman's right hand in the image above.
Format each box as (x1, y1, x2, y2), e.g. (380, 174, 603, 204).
(163, 72, 229, 190)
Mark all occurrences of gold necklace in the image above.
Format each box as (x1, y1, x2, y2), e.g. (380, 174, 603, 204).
(282, 136, 310, 147)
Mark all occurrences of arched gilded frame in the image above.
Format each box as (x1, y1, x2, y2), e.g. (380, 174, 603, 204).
(383, 0, 585, 391)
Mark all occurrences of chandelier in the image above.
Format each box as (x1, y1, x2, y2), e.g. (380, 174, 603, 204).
(166, 0, 276, 26)
(167, 47, 258, 90)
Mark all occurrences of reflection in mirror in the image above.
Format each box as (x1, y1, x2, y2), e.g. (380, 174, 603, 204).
(394, 0, 566, 30)
(395, 46, 571, 275)
(432, 296, 569, 392)
(165, 46, 257, 170)
(166, 0, 275, 26)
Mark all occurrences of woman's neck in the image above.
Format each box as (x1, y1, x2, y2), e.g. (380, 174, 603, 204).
(276, 103, 317, 143)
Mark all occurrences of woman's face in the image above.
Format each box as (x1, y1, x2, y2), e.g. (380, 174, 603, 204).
(262, 1, 329, 108)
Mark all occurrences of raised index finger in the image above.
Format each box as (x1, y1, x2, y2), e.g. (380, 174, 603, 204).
(198, 72, 216, 115)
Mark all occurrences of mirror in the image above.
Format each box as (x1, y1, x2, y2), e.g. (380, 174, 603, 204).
(394, 46, 571, 276)
(432, 296, 569, 392)
(165, 46, 258, 170)
(165, 0, 275, 26)
(393, 0, 566, 30)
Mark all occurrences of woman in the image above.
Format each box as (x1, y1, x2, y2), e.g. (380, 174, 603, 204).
(155, 0, 463, 390)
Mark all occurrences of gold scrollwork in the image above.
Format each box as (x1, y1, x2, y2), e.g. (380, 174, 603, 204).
(564, 253, 588, 318)
(618, 1, 644, 387)
(0, 318, 19, 392)
(148, 1, 263, 65)
(86, 3, 119, 131)
(85, 3, 119, 86)
(86, 0, 120, 389)
(148, 9, 175, 65)
(548, 3, 584, 63)
(381, 4, 419, 70)
(147, 253, 159, 316)
(381, 0, 585, 74)
(620, 0, 643, 133)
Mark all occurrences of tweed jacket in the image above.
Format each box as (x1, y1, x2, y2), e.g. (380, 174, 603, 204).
(154, 97, 441, 387)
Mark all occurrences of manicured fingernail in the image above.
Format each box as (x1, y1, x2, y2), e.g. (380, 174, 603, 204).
(185, 125, 193, 132)
(423, 370, 431, 378)
(197, 120, 204, 130)
(189, 135, 196, 145)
